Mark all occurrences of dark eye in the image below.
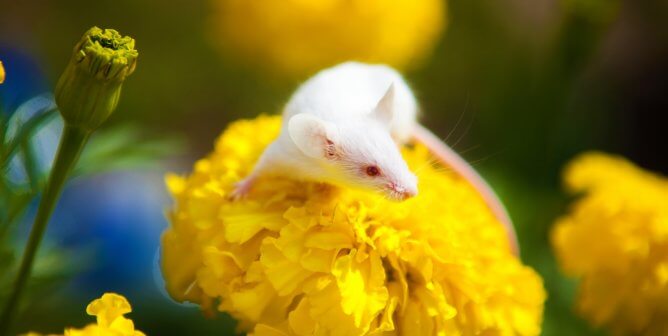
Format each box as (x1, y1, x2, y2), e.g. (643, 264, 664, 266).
(365, 165, 381, 177)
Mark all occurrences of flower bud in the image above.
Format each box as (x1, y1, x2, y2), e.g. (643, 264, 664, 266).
(55, 27, 138, 130)
(0, 61, 5, 84)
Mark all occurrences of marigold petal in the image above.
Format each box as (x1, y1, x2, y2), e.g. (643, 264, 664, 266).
(261, 240, 313, 295)
(288, 299, 317, 336)
(333, 250, 389, 328)
(86, 293, 132, 327)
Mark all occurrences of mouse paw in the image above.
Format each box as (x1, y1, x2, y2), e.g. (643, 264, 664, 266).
(229, 176, 255, 200)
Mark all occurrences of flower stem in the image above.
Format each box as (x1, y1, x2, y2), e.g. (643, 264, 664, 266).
(0, 125, 91, 336)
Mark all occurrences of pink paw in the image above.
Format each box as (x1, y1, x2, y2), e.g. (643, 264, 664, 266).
(229, 177, 255, 200)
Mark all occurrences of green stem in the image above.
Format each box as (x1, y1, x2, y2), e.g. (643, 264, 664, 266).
(0, 125, 90, 336)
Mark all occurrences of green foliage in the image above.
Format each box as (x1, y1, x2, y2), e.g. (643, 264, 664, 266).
(75, 124, 184, 177)
(0, 109, 58, 172)
(0, 103, 185, 324)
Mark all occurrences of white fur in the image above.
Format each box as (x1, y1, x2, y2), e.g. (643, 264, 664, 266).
(246, 62, 419, 200)
(283, 62, 418, 141)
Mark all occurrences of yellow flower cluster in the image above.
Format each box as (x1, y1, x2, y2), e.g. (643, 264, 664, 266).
(26, 293, 145, 336)
(209, 0, 446, 78)
(552, 152, 668, 335)
(162, 116, 545, 335)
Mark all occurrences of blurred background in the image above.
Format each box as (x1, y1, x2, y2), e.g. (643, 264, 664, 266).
(1, 0, 667, 335)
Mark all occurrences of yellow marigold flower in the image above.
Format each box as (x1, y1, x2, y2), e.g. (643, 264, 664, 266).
(0, 60, 5, 84)
(25, 293, 145, 336)
(209, 0, 446, 78)
(552, 152, 668, 335)
(162, 116, 546, 335)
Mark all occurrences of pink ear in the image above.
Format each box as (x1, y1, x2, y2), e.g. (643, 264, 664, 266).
(288, 114, 339, 159)
(374, 83, 395, 125)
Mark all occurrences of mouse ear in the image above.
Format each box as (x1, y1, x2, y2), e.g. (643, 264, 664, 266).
(373, 83, 395, 126)
(288, 114, 339, 159)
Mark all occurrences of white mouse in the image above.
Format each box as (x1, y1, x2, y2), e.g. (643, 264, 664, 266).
(232, 62, 518, 253)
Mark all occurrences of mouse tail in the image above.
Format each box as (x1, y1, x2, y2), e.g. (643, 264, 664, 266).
(412, 124, 519, 256)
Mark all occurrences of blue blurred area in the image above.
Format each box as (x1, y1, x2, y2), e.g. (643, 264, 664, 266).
(51, 172, 168, 297)
(0, 47, 48, 114)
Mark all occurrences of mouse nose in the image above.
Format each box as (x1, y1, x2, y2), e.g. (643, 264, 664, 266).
(390, 183, 417, 201)
(401, 186, 417, 200)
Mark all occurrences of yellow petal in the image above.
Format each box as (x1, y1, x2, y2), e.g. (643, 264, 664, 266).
(86, 293, 132, 328)
(288, 298, 316, 335)
(332, 250, 388, 328)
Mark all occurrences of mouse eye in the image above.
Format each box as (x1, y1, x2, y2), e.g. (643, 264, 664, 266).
(365, 165, 381, 177)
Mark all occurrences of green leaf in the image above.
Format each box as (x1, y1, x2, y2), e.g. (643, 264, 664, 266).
(74, 124, 185, 177)
(0, 191, 36, 239)
(0, 115, 8, 147)
(0, 245, 85, 305)
(0, 108, 58, 168)
(20, 141, 43, 192)
(0, 246, 15, 280)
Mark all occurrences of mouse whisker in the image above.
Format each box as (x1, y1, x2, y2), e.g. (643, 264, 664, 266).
(413, 156, 441, 173)
(449, 106, 477, 151)
(443, 93, 470, 143)
(456, 144, 481, 156)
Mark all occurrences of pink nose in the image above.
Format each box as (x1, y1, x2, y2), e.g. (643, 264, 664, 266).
(390, 183, 417, 201)
(401, 188, 417, 200)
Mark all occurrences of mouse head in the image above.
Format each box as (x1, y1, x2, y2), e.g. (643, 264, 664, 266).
(288, 85, 418, 201)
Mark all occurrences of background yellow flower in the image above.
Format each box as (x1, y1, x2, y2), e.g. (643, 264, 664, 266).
(162, 116, 546, 335)
(25, 293, 144, 336)
(552, 152, 668, 335)
(209, 0, 446, 78)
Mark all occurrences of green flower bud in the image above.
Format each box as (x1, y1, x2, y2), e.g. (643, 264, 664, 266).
(55, 27, 138, 130)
